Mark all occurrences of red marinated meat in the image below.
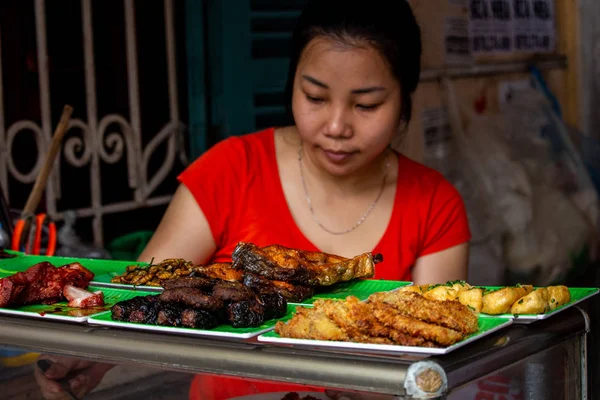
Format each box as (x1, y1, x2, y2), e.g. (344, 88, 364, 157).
(63, 285, 105, 308)
(0, 262, 95, 307)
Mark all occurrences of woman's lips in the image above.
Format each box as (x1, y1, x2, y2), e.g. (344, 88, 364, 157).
(322, 149, 355, 163)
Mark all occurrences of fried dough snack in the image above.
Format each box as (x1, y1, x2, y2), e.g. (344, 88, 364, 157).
(400, 281, 572, 315)
(481, 285, 533, 314)
(510, 288, 548, 314)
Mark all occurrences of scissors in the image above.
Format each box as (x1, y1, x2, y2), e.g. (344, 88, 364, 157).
(8, 105, 72, 256)
(11, 212, 57, 256)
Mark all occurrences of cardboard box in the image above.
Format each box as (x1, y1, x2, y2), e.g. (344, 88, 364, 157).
(397, 67, 567, 164)
(471, 0, 558, 64)
(407, 0, 558, 68)
(407, 0, 473, 69)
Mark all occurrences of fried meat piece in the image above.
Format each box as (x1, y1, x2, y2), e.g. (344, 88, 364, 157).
(257, 291, 288, 320)
(156, 302, 185, 326)
(162, 277, 217, 291)
(211, 281, 256, 303)
(158, 288, 224, 312)
(192, 262, 243, 282)
(243, 272, 314, 302)
(111, 295, 160, 323)
(232, 242, 379, 286)
(227, 299, 265, 327)
(368, 290, 478, 334)
(181, 309, 220, 329)
(371, 301, 465, 346)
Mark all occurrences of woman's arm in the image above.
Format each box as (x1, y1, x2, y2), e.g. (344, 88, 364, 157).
(411, 243, 469, 285)
(137, 184, 217, 264)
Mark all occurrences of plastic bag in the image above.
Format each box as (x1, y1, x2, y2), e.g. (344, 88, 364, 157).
(442, 77, 597, 286)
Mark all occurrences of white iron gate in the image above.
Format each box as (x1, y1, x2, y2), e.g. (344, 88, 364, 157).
(0, 0, 188, 247)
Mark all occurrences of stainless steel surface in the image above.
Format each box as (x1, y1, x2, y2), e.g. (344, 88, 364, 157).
(404, 361, 447, 399)
(0, 305, 590, 398)
(0, 315, 409, 396)
(431, 307, 587, 391)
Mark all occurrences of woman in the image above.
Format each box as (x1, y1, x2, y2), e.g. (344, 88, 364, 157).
(36, 0, 471, 398)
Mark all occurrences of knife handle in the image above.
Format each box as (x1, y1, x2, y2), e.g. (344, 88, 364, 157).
(37, 359, 80, 400)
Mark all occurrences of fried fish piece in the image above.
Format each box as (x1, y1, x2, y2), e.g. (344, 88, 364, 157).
(192, 262, 243, 282)
(232, 242, 379, 286)
(368, 290, 478, 334)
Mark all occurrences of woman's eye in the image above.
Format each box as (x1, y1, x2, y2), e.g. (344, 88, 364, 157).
(357, 103, 380, 111)
(306, 95, 324, 104)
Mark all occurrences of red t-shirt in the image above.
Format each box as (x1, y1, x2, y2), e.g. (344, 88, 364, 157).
(178, 127, 471, 399)
(178, 127, 471, 281)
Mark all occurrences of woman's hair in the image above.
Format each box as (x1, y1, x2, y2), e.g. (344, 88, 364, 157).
(284, 0, 422, 124)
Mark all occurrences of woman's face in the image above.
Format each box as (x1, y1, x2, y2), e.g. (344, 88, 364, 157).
(292, 36, 403, 177)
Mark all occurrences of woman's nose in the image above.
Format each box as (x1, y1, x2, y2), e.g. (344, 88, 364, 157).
(324, 105, 353, 139)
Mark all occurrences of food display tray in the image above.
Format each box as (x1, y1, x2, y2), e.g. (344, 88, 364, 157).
(0, 252, 158, 291)
(0, 286, 155, 323)
(88, 304, 298, 339)
(296, 279, 412, 305)
(478, 286, 599, 324)
(257, 315, 513, 356)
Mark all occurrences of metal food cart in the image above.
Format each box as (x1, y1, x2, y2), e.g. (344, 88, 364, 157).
(0, 304, 591, 399)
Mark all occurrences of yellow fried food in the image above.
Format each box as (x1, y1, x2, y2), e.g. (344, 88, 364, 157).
(458, 287, 483, 313)
(481, 285, 533, 314)
(449, 281, 473, 292)
(399, 285, 429, 294)
(423, 286, 459, 302)
(510, 288, 549, 314)
(547, 285, 571, 311)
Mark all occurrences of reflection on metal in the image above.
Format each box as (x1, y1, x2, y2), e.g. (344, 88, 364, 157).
(0, 0, 187, 246)
(404, 361, 447, 399)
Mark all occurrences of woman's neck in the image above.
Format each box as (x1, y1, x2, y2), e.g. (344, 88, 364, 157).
(298, 139, 393, 198)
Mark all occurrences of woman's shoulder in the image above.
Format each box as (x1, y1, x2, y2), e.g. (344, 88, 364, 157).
(396, 155, 462, 203)
(397, 155, 447, 186)
(179, 127, 276, 182)
(207, 127, 276, 155)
